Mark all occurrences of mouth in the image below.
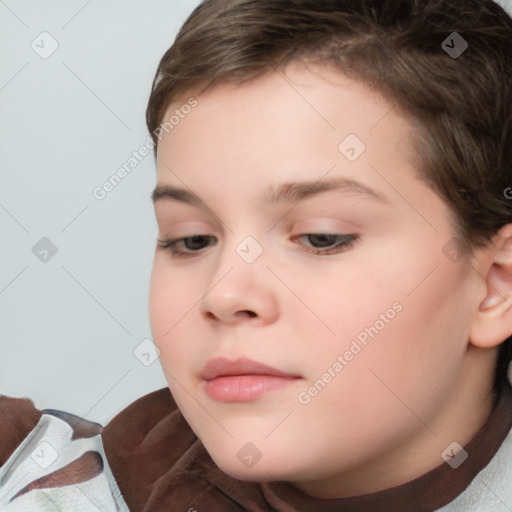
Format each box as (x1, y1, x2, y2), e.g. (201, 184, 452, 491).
(200, 357, 302, 402)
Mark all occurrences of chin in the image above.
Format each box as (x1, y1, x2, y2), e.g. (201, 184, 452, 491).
(223, 467, 273, 482)
(205, 445, 302, 483)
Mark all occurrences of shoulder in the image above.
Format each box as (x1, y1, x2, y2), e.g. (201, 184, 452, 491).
(100, 387, 202, 509)
(0, 392, 129, 510)
(100, 387, 268, 511)
(0, 389, 263, 511)
(0, 394, 43, 467)
(101, 386, 189, 449)
(437, 424, 512, 511)
(101, 386, 197, 462)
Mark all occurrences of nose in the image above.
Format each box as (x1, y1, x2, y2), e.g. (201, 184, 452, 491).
(199, 246, 279, 326)
(204, 307, 258, 322)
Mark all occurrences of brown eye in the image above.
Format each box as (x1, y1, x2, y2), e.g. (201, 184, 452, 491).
(157, 235, 216, 258)
(295, 233, 359, 255)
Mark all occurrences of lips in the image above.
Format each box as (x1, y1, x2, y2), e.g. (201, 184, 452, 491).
(200, 357, 299, 381)
(200, 357, 301, 402)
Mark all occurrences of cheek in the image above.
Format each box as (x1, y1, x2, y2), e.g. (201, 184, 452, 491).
(290, 265, 468, 467)
(395, 264, 469, 376)
(306, 239, 468, 404)
(148, 258, 198, 363)
(291, 258, 398, 349)
(148, 263, 172, 339)
(353, 265, 467, 414)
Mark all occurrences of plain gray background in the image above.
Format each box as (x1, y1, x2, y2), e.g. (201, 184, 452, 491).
(2, 0, 512, 426)
(0, 0, 203, 425)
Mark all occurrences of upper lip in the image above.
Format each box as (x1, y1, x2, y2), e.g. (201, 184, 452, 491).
(200, 357, 300, 381)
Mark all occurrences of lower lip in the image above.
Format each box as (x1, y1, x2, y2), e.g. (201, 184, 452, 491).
(203, 375, 299, 402)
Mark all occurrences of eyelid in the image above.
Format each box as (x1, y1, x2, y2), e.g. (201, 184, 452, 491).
(157, 216, 362, 255)
(157, 234, 216, 259)
(157, 231, 360, 259)
(290, 217, 362, 232)
(292, 233, 359, 255)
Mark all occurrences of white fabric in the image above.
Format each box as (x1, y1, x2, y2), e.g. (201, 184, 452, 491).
(0, 412, 129, 511)
(437, 426, 512, 511)
(0, 411, 511, 510)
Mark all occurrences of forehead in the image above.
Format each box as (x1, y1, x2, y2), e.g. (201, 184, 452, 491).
(160, 61, 409, 139)
(154, 61, 419, 201)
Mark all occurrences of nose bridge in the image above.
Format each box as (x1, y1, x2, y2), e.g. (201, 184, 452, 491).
(213, 205, 269, 272)
(199, 228, 278, 323)
(208, 230, 267, 296)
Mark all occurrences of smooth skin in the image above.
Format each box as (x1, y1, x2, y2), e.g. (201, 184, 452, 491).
(149, 60, 512, 498)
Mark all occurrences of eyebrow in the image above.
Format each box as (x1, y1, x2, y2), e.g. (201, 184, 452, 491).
(151, 176, 389, 207)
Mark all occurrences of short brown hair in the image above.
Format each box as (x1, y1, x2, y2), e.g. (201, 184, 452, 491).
(146, 0, 512, 389)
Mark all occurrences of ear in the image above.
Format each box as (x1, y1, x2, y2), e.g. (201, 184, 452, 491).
(469, 224, 512, 349)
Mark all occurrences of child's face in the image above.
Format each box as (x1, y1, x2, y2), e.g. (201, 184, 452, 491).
(149, 61, 485, 496)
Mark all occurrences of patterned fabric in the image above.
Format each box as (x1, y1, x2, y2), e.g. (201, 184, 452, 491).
(100, 378, 512, 512)
(0, 408, 128, 511)
(1, 377, 511, 511)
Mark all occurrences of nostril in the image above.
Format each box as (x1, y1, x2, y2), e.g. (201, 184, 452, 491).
(237, 310, 257, 318)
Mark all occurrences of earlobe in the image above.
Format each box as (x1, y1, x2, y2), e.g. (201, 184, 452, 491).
(469, 224, 512, 349)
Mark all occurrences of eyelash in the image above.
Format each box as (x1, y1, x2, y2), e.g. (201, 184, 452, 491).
(157, 233, 359, 259)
